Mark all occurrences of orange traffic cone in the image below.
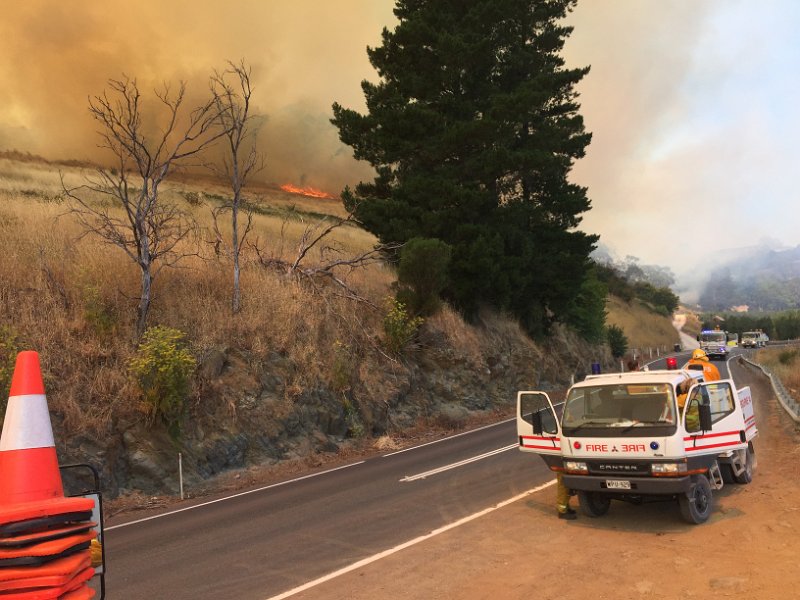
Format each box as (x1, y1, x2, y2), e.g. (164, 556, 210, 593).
(0, 352, 94, 523)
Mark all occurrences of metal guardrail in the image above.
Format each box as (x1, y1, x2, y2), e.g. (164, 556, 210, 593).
(738, 354, 800, 423)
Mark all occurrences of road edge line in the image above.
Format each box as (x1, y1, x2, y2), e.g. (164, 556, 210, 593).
(264, 479, 557, 600)
(105, 461, 366, 531)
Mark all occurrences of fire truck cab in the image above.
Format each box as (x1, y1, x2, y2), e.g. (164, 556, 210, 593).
(517, 369, 757, 524)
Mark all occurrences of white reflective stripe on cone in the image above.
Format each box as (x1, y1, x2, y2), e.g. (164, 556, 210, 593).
(0, 394, 55, 451)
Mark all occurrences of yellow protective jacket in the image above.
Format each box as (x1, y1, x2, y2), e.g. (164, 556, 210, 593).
(686, 359, 721, 382)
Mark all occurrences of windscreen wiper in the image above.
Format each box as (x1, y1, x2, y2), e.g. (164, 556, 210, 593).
(565, 420, 608, 435)
(618, 421, 641, 435)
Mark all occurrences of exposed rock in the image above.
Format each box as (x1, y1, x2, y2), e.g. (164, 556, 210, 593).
(199, 348, 227, 380)
(63, 320, 614, 499)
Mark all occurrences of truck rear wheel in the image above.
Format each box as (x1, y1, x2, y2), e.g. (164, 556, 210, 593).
(679, 474, 713, 524)
(578, 491, 611, 517)
(734, 444, 755, 484)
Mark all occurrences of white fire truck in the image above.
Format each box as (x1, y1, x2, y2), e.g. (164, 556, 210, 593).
(698, 329, 732, 360)
(741, 330, 769, 348)
(517, 369, 757, 524)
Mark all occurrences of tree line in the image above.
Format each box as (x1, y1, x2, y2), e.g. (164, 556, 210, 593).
(703, 311, 800, 341)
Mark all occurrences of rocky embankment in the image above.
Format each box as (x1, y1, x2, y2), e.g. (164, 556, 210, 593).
(61, 323, 612, 499)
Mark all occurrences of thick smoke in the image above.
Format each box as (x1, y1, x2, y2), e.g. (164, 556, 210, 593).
(0, 0, 394, 193)
(3, 0, 795, 286)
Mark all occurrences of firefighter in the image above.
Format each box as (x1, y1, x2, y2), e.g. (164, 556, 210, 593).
(677, 379, 704, 431)
(556, 472, 576, 520)
(686, 349, 721, 382)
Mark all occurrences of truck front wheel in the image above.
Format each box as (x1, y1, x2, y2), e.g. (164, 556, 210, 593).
(679, 474, 713, 524)
(578, 491, 611, 517)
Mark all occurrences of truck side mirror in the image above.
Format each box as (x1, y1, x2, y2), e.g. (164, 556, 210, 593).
(699, 402, 712, 432)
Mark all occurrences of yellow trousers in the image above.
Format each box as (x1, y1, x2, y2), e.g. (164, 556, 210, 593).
(556, 472, 571, 513)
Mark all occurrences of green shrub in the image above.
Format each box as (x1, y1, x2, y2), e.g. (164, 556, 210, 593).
(83, 285, 116, 336)
(341, 396, 365, 438)
(382, 297, 424, 355)
(397, 237, 451, 316)
(653, 305, 670, 317)
(567, 270, 608, 342)
(606, 324, 628, 359)
(184, 191, 203, 206)
(129, 326, 196, 439)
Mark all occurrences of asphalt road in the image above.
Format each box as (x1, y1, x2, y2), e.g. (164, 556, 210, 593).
(102, 345, 754, 599)
(104, 416, 554, 599)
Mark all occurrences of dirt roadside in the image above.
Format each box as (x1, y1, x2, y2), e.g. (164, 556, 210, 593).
(291, 359, 800, 600)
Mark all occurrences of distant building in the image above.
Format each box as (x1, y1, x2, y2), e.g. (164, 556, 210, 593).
(730, 305, 750, 313)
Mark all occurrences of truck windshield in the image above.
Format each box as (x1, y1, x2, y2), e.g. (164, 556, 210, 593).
(700, 332, 726, 343)
(562, 383, 676, 431)
(742, 333, 757, 340)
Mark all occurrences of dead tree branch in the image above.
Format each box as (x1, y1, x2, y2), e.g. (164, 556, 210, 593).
(250, 213, 398, 309)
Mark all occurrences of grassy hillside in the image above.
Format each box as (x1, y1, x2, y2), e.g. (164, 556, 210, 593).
(0, 156, 386, 430)
(0, 154, 620, 498)
(606, 295, 680, 353)
(754, 347, 800, 396)
(0, 152, 702, 499)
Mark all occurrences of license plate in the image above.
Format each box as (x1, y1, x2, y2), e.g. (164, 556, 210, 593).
(606, 479, 631, 490)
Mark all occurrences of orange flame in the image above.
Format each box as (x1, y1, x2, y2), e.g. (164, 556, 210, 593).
(280, 183, 337, 200)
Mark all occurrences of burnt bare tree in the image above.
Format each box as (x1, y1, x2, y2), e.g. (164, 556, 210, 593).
(63, 76, 228, 336)
(209, 60, 264, 313)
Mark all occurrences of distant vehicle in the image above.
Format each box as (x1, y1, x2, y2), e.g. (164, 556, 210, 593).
(698, 329, 731, 360)
(741, 331, 769, 348)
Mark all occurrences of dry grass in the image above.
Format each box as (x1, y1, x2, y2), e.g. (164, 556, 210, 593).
(0, 158, 392, 435)
(606, 295, 680, 351)
(0, 156, 629, 451)
(754, 347, 800, 396)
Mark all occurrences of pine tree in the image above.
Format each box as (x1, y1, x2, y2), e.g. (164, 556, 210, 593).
(332, 0, 599, 335)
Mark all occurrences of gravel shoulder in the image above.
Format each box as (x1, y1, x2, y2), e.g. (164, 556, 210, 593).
(292, 358, 800, 600)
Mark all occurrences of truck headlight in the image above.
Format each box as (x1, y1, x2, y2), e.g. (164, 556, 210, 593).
(564, 461, 588, 474)
(651, 462, 688, 476)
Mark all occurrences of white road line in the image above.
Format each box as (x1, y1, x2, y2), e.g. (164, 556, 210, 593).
(264, 479, 557, 600)
(381, 417, 515, 457)
(399, 444, 518, 482)
(105, 461, 366, 531)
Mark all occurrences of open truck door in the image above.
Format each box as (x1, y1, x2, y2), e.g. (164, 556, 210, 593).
(516, 391, 562, 456)
(682, 380, 749, 454)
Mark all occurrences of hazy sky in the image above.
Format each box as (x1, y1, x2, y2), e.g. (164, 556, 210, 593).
(0, 1, 797, 277)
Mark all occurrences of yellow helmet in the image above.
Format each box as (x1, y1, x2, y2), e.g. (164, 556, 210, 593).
(692, 349, 709, 361)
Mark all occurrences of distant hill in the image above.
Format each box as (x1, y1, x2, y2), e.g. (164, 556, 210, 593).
(698, 244, 800, 311)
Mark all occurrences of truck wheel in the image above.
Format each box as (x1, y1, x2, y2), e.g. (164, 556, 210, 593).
(720, 463, 735, 484)
(734, 444, 755, 484)
(578, 491, 611, 517)
(679, 474, 713, 524)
